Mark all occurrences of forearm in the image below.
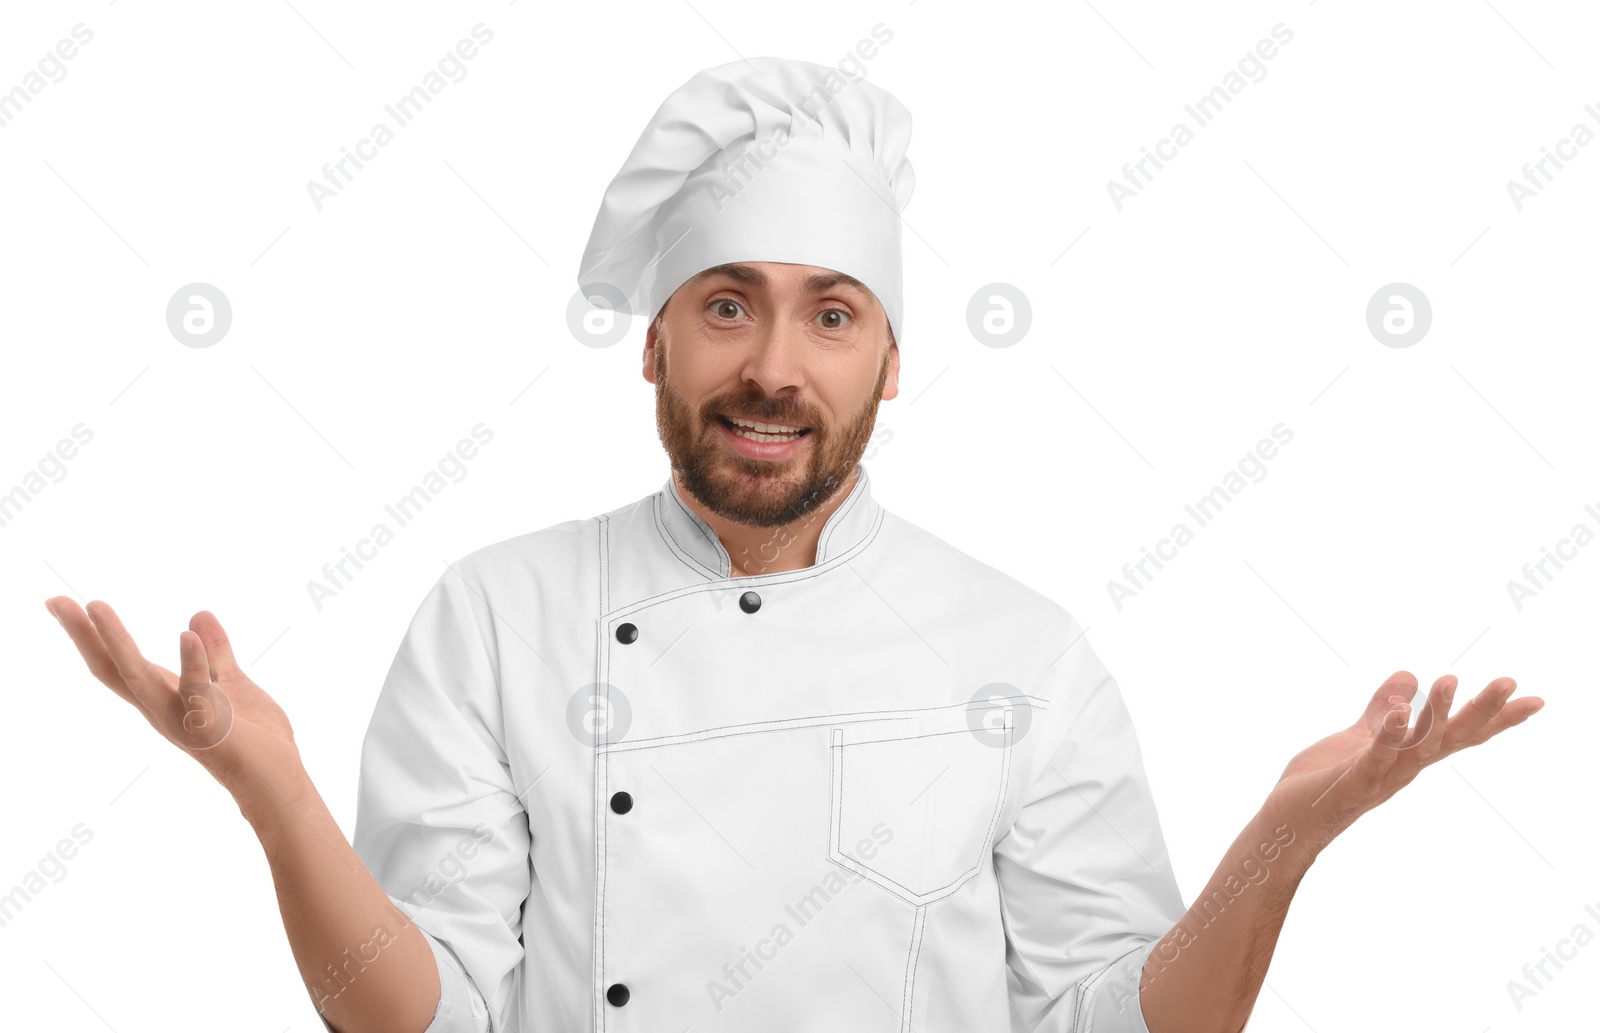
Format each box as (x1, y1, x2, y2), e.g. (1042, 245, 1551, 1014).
(240, 769, 442, 1033)
(1138, 807, 1316, 1033)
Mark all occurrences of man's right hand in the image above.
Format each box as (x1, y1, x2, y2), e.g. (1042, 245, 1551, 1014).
(45, 598, 308, 814)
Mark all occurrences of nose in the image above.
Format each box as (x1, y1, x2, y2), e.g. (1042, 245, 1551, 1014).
(738, 317, 807, 399)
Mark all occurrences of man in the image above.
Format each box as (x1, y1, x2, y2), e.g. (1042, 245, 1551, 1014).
(45, 57, 1542, 1033)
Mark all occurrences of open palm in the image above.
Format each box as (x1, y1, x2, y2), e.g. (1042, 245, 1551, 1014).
(46, 597, 304, 803)
(1265, 670, 1543, 849)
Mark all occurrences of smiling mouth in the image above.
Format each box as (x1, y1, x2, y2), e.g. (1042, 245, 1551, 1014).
(716, 414, 812, 443)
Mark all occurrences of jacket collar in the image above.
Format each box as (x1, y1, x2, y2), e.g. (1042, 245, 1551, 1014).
(654, 461, 881, 580)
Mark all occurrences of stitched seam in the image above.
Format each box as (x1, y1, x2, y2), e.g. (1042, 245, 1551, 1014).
(974, 716, 1015, 883)
(652, 491, 721, 580)
(826, 720, 1017, 905)
(602, 696, 1049, 753)
(594, 514, 609, 1031)
(665, 478, 731, 575)
(900, 905, 926, 1032)
(817, 465, 868, 561)
(827, 731, 912, 906)
(1075, 942, 1150, 1033)
(608, 506, 885, 617)
(1073, 964, 1109, 1033)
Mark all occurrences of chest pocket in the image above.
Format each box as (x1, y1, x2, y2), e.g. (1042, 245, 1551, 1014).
(828, 705, 1015, 907)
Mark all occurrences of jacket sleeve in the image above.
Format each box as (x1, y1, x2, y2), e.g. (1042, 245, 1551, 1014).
(995, 613, 1186, 1033)
(331, 566, 533, 1032)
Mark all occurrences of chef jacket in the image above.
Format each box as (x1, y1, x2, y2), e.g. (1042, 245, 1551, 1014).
(321, 461, 1185, 1033)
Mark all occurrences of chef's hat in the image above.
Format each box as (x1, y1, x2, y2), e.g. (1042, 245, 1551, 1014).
(577, 55, 915, 345)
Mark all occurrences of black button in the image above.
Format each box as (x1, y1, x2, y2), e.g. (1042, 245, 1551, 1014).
(606, 983, 630, 1006)
(739, 591, 762, 614)
(615, 622, 638, 644)
(610, 791, 632, 814)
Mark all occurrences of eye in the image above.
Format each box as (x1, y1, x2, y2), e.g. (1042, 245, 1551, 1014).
(710, 298, 745, 320)
(816, 308, 851, 330)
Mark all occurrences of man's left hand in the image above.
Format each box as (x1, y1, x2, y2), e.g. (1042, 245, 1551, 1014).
(1263, 670, 1544, 854)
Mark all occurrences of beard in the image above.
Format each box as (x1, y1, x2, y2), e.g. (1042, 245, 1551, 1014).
(654, 333, 890, 528)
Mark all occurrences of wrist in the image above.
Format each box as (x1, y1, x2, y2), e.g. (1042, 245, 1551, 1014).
(234, 762, 323, 833)
(1248, 804, 1322, 881)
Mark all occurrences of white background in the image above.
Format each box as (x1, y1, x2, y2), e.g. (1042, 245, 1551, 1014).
(2, 1, 1595, 1030)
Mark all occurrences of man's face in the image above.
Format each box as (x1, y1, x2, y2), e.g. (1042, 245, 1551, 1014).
(643, 261, 900, 528)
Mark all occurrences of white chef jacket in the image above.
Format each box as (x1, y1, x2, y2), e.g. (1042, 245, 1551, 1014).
(322, 461, 1185, 1033)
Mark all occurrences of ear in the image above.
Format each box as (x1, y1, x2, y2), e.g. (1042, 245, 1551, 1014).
(881, 338, 900, 401)
(643, 317, 659, 385)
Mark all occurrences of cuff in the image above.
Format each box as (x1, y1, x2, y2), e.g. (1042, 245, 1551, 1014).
(312, 899, 492, 1033)
(417, 924, 493, 1033)
(1075, 939, 1162, 1033)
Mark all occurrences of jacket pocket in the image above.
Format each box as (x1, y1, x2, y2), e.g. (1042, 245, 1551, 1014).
(828, 707, 1015, 907)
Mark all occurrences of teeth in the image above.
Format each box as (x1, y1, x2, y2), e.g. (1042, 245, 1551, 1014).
(726, 416, 805, 443)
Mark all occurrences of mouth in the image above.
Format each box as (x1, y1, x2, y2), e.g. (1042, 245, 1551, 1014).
(716, 414, 812, 443)
(713, 413, 814, 460)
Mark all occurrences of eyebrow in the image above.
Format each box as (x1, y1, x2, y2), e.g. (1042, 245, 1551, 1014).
(687, 263, 873, 301)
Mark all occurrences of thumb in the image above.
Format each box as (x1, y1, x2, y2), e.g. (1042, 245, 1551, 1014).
(188, 610, 241, 679)
(1350, 699, 1410, 788)
(177, 630, 234, 752)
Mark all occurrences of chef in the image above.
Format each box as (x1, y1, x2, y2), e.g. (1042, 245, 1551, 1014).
(45, 54, 1543, 1033)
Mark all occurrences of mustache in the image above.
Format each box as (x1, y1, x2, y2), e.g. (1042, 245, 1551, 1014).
(701, 395, 818, 427)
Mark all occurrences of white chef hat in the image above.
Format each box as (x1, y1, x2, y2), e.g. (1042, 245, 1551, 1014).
(577, 55, 915, 345)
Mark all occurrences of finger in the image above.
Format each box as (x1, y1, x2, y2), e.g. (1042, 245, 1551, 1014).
(1441, 677, 1517, 753)
(1445, 679, 1543, 752)
(1470, 696, 1545, 744)
(188, 610, 241, 679)
(47, 597, 140, 708)
(1398, 674, 1457, 755)
(1360, 671, 1418, 735)
(85, 601, 177, 713)
(177, 630, 234, 750)
(1350, 698, 1412, 788)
